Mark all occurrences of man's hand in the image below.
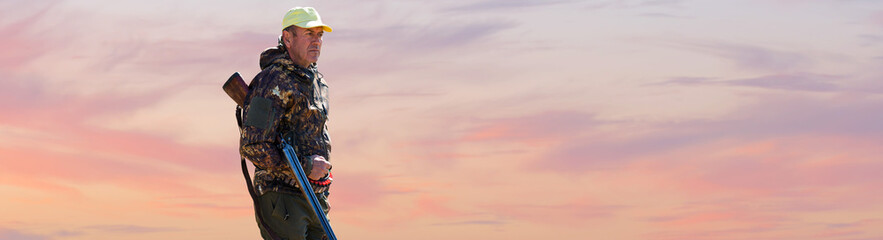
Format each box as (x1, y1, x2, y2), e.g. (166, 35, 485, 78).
(308, 155, 331, 180)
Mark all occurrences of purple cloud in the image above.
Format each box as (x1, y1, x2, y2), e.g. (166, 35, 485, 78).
(639, 12, 689, 18)
(0, 228, 50, 240)
(717, 93, 883, 138)
(335, 20, 517, 55)
(528, 90, 883, 173)
(540, 129, 714, 172)
(444, 0, 575, 12)
(89, 30, 276, 75)
(858, 34, 883, 47)
(658, 73, 843, 92)
(677, 41, 812, 72)
(586, 0, 685, 10)
(460, 110, 603, 142)
(725, 73, 842, 92)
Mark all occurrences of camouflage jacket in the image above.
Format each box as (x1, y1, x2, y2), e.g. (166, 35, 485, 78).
(240, 46, 332, 195)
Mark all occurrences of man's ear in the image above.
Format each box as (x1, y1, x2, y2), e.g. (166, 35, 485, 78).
(282, 30, 294, 48)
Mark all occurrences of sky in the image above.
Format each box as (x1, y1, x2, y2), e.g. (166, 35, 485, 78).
(1, 0, 883, 239)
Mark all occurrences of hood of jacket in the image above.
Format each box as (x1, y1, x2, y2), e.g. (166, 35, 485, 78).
(258, 46, 317, 82)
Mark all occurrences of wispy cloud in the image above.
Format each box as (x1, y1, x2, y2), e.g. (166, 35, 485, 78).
(335, 20, 517, 58)
(82, 225, 182, 233)
(0, 1, 57, 71)
(676, 41, 812, 72)
(629, 135, 883, 238)
(444, 0, 575, 12)
(586, 0, 685, 10)
(721, 73, 842, 92)
(482, 201, 625, 226)
(91, 31, 276, 75)
(657, 73, 843, 92)
(0, 228, 50, 240)
(3, 1, 883, 239)
(431, 220, 506, 226)
(329, 173, 394, 211)
(520, 88, 883, 175)
(858, 34, 883, 46)
(639, 12, 690, 18)
(871, 10, 883, 27)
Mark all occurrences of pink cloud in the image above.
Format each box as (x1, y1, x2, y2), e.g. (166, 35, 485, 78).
(873, 10, 883, 27)
(3, 1, 883, 239)
(90, 31, 275, 74)
(0, 2, 55, 72)
(0, 78, 242, 172)
(481, 198, 623, 226)
(648, 210, 786, 233)
(81, 225, 182, 234)
(0, 144, 213, 198)
(328, 173, 391, 212)
(622, 135, 883, 240)
(0, 78, 244, 204)
(146, 197, 253, 218)
(646, 136, 881, 194)
(409, 194, 466, 219)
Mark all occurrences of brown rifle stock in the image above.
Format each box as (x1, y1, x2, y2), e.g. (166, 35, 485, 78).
(223, 72, 248, 107)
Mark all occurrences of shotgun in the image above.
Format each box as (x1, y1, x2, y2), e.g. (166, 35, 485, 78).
(223, 72, 337, 240)
(222, 72, 248, 107)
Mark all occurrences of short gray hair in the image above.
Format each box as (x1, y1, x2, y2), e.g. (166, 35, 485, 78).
(278, 26, 299, 49)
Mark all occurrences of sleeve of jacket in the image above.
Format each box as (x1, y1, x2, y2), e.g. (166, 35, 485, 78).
(239, 73, 300, 175)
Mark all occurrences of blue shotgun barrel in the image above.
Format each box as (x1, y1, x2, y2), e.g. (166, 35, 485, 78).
(279, 137, 338, 240)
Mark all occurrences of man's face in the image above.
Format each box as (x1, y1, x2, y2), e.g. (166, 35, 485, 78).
(284, 26, 324, 68)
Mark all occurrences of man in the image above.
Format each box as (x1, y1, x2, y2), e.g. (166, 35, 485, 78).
(239, 7, 334, 240)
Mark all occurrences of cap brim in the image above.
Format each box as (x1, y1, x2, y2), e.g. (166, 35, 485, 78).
(296, 21, 333, 32)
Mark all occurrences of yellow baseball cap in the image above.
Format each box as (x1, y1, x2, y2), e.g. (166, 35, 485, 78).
(282, 7, 332, 32)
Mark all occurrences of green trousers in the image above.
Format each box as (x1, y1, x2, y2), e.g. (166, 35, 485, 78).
(256, 191, 330, 240)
